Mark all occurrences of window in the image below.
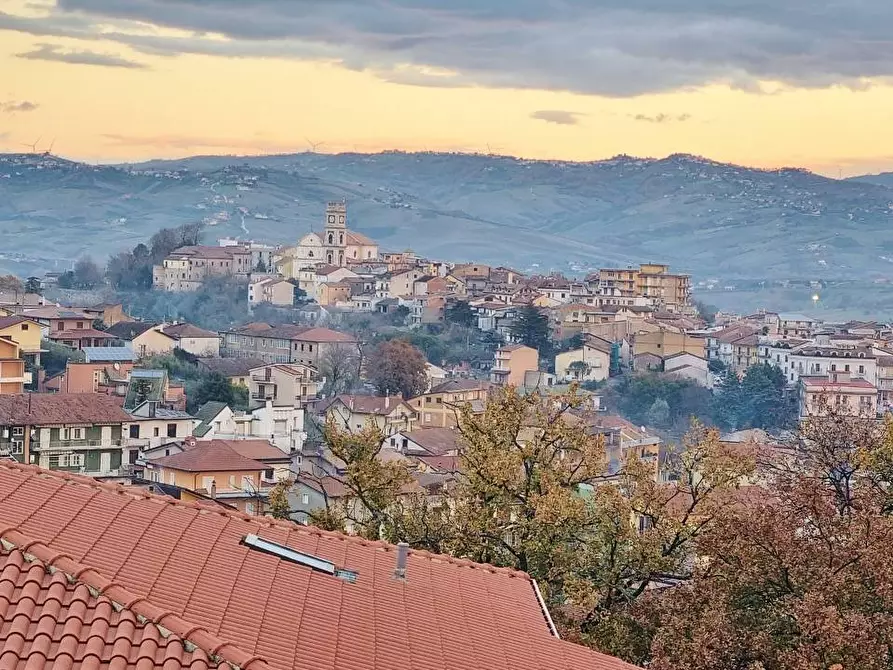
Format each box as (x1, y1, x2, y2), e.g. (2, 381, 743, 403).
(129, 425, 140, 439)
(128, 449, 138, 464)
(245, 502, 255, 515)
(10, 441, 23, 455)
(153, 427, 160, 437)
(202, 476, 214, 491)
(229, 474, 237, 487)
(11, 427, 23, 437)
(302, 493, 310, 505)
(69, 453, 84, 467)
(845, 365, 851, 372)
(77, 322, 84, 329)
(859, 365, 865, 374)
(264, 469, 274, 480)
(167, 423, 177, 438)
(21, 324, 27, 331)
(168, 471, 175, 485)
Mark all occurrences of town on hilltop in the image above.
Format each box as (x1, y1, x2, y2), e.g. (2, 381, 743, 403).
(0, 198, 891, 670)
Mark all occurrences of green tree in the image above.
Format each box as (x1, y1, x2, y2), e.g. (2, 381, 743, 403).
(389, 305, 411, 326)
(40, 339, 85, 376)
(24, 277, 42, 294)
(445, 300, 477, 329)
(645, 398, 671, 428)
(254, 258, 268, 273)
(191, 372, 243, 412)
(366, 339, 428, 398)
(510, 305, 551, 353)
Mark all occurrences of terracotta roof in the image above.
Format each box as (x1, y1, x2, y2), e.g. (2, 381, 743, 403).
(416, 454, 462, 472)
(322, 394, 412, 416)
(0, 543, 228, 670)
(162, 323, 220, 340)
(345, 230, 376, 246)
(290, 327, 356, 344)
(104, 320, 161, 340)
(0, 461, 639, 670)
(150, 441, 268, 472)
(801, 376, 876, 390)
(429, 379, 492, 394)
(21, 307, 91, 320)
(213, 439, 291, 463)
(227, 323, 356, 344)
(0, 316, 39, 331)
(0, 393, 131, 426)
(400, 427, 462, 456)
(170, 245, 239, 260)
(48, 328, 116, 340)
(198, 356, 268, 378)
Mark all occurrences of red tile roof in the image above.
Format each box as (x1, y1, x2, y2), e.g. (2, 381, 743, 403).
(162, 323, 220, 340)
(0, 462, 638, 670)
(320, 394, 413, 416)
(48, 328, 116, 341)
(400, 427, 462, 456)
(0, 393, 132, 426)
(0, 542, 230, 670)
(213, 439, 292, 463)
(150, 441, 269, 473)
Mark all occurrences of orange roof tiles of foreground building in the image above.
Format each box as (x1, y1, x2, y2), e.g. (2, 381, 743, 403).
(0, 461, 638, 670)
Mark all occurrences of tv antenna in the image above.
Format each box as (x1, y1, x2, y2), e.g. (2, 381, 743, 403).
(21, 136, 41, 154)
(304, 137, 325, 154)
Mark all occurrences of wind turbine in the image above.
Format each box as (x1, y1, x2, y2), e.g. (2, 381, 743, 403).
(43, 138, 56, 156)
(304, 137, 325, 154)
(486, 142, 504, 156)
(21, 136, 41, 154)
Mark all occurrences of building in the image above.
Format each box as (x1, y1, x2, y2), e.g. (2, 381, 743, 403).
(221, 322, 358, 366)
(777, 313, 817, 339)
(0, 393, 132, 477)
(197, 356, 268, 387)
(82, 345, 137, 364)
(0, 315, 44, 367)
(0, 337, 28, 394)
(193, 400, 306, 455)
(491, 344, 539, 387)
(46, 360, 133, 395)
(597, 264, 693, 313)
(249, 276, 296, 306)
(663, 352, 712, 388)
(0, 460, 636, 670)
(104, 321, 175, 358)
(159, 322, 221, 357)
(778, 344, 877, 387)
(555, 335, 612, 383)
(877, 354, 893, 414)
(248, 362, 319, 409)
(409, 379, 491, 428)
(48, 326, 117, 351)
(152, 244, 252, 292)
(799, 371, 878, 419)
(144, 439, 274, 514)
(21, 306, 94, 333)
(634, 330, 706, 359)
(321, 394, 417, 435)
(276, 201, 379, 275)
(78, 302, 133, 327)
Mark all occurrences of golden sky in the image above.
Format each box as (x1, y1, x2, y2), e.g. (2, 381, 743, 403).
(2, 0, 893, 176)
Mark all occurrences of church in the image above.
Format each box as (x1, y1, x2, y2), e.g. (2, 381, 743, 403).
(276, 201, 379, 277)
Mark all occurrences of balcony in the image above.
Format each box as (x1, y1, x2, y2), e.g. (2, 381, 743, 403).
(36, 440, 124, 453)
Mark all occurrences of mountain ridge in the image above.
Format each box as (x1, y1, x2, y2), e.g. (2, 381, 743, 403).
(2, 150, 892, 286)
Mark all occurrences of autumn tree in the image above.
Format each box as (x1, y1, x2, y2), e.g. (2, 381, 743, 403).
(72, 256, 104, 289)
(366, 339, 428, 398)
(645, 412, 893, 670)
(268, 479, 294, 520)
(318, 343, 360, 397)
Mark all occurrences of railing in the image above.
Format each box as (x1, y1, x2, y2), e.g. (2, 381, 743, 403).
(37, 440, 124, 452)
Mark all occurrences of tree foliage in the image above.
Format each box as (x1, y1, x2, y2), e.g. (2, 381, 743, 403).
(268, 479, 294, 520)
(445, 300, 477, 329)
(366, 339, 428, 398)
(311, 387, 753, 664)
(646, 413, 893, 670)
(510, 304, 551, 354)
(318, 343, 360, 397)
(711, 363, 797, 432)
(612, 373, 713, 432)
(190, 371, 248, 413)
(107, 224, 202, 290)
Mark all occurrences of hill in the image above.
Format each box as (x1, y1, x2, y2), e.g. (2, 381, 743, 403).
(2, 151, 893, 289)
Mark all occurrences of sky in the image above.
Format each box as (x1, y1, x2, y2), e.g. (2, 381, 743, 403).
(3, 0, 893, 175)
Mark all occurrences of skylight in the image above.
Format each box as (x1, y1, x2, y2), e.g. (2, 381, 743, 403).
(242, 534, 358, 583)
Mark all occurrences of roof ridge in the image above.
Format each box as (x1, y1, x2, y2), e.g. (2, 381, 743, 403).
(0, 461, 532, 580)
(0, 527, 273, 670)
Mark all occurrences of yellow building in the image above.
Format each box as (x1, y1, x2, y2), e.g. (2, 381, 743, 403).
(409, 379, 491, 428)
(0, 338, 28, 394)
(0, 315, 44, 366)
(634, 330, 706, 359)
(555, 335, 612, 383)
(491, 344, 539, 387)
(599, 263, 693, 314)
(145, 439, 272, 515)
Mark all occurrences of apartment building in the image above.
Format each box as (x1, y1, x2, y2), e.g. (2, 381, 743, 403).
(598, 263, 693, 313)
(491, 344, 539, 387)
(248, 362, 319, 409)
(152, 244, 252, 292)
(0, 315, 44, 367)
(221, 322, 358, 366)
(0, 338, 28, 394)
(248, 276, 296, 306)
(409, 379, 491, 428)
(634, 330, 706, 359)
(0, 393, 132, 478)
(799, 372, 878, 419)
(321, 394, 417, 435)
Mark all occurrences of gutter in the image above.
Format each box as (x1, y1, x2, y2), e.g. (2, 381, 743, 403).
(531, 579, 560, 639)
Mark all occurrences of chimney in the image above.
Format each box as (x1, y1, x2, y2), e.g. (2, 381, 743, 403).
(210, 480, 217, 498)
(185, 435, 197, 449)
(385, 396, 390, 410)
(394, 542, 409, 580)
(148, 400, 157, 418)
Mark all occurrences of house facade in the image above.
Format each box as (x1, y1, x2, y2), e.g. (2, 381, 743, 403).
(491, 344, 539, 387)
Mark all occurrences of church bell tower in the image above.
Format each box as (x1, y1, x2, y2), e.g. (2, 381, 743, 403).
(323, 201, 347, 266)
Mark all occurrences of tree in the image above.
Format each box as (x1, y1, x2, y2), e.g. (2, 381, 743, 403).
(645, 398, 671, 428)
(711, 363, 796, 431)
(646, 414, 893, 670)
(693, 300, 719, 325)
(366, 339, 428, 398)
(318, 343, 360, 397)
(311, 387, 752, 664)
(268, 479, 293, 520)
(131, 378, 154, 407)
(510, 305, 550, 353)
(389, 305, 411, 327)
(191, 372, 243, 411)
(0, 275, 23, 294)
(72, 256, 103, 289)
(24, 277, 42, 294)
(254, 258, 268, 273)
(41, 339, 85, 376)
(445, 300, 477, 329)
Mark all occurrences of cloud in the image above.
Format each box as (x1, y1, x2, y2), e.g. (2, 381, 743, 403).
(16, 43, 148, 69)
(530, 110, 583, 126)
(0, 100, 39, 113)
(5, 2, 893, 95)
(632, 113, 692, 123)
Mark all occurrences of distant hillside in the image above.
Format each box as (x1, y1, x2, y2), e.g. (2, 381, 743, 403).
(2, 151, 893, 286)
